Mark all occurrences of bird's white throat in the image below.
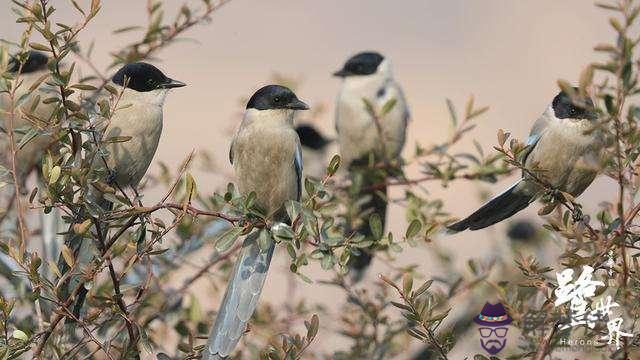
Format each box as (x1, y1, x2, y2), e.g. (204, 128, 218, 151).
(341, 58, 394, 91)
(242, 108, 296, 129)
(114, 83, 170, 107)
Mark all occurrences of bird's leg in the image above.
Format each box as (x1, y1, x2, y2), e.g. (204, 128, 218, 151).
(571, 202, 585, 223)
(131, 186, 143, 207)
(549, 188, 563, 202)
(106, 169, 117, 185)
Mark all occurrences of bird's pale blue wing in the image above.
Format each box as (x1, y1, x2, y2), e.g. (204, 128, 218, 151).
(519, 112, 552, 179)
(294, 142, 303, 201)
(522, 133, 542, 162)
(206, 231, 275, 359)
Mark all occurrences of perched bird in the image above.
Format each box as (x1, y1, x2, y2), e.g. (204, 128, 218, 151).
(60, 62, 185, 315)
(334, 51, 409, 279)
(205, 85, 308, 359)
(295, 124, 331, 179)
(0, 51, 62, 275)
(447, 89, 603, 232)
(0, 51, 57, 183)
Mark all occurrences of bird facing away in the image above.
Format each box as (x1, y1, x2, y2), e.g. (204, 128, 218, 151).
(0, 51, 57, 184)
(0, 51, 63, 277)
(447, 89, 604, 232)
(59, 62, 185, 316)
(334, 51, 410, 280)
(205, 85, 308, 359)
(295, 123, 331, 180)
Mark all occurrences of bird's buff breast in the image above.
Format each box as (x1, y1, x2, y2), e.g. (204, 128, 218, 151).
(526, 119, 603, 195)
(103, 104, 163, 187)
(336, 87, 405, 163)
(232, 127, 298, 218)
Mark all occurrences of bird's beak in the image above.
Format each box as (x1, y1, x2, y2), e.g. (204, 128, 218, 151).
(333, 68, 350, 77)
(159, 78, 187, 89)
(287, 98, 310, 110)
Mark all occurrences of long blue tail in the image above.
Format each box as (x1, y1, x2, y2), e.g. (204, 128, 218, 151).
(58, 193, 109, 318)
(447, 181, 535, 232)
(205, 231, 275, 359)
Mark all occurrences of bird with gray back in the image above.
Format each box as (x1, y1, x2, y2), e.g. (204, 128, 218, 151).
(205, 85, 308, 359)
(58, 62, 185, 317)
(334, 51, 410, 280)
(447, 88, 604, 232)
(0, 51, 63, 281)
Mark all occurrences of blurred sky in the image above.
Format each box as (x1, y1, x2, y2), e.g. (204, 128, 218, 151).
(1, 1, 618, 358)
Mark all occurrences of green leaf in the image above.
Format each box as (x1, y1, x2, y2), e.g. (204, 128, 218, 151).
(104, 136, 132, 143)
(70, 0, 86, 15)
(381, 98, 397, 116)
(185, 172, 197, 199)
(285, 243, 296, 259)
(29, 43, 51, 52)
(272, 224, 294, 241)
(73, 219, 92, 235)
(135, 223, 146, 253)
(362, 98, 375, 116)
(48, 165, 61, 185)
(48, 260, 61, 278)
(402, 273, 413, 296)
(405, 219, 422, 239)
(306, 314, 319, 341)
(446, 98, 457, 127)
(327, 154, 341, 175)
(71, 83, 97, 90)
(215, 227, 242, 252)
(17, 128, 39, 150)
(113, 26, 143, 34)
(369, 213, 383, 240)
(61, 245, 75, 267)
(321, 254, 334, 270)
(304, 178, 315, 196)
(12, 329, 28, 341)
(414, 280, 433, 297)
(391, 301, 412, 311)
(258, 229, 273, 251)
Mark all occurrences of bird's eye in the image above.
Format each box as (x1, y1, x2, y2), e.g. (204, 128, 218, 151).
(274, 97, 280, 103)
(570, 107, 577, 115)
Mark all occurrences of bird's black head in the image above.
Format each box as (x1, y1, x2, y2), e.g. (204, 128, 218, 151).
(9, 51, 48, 74)
(246, 85, 309, 111)
(295, 124, 330, 150)
(552, 88, 597, 120)
(112, 62, 186, 92)
(334, 51, 385, 77)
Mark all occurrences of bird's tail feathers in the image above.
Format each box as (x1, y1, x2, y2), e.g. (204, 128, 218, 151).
(447, 181, 534, 232)
(347, 172, 388, 282)
(59, 195, 110, 321)
(205, 231, 275, 359)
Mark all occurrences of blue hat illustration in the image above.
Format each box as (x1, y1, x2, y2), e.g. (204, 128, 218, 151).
(473, 302, 513, 326)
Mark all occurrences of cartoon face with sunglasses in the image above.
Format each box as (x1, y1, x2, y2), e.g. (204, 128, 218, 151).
(473, 302, 513, 355)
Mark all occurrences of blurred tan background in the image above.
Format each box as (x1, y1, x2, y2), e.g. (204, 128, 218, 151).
(1, 0, 618, 358)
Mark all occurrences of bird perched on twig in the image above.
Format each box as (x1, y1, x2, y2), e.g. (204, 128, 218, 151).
(58, 62, 186, 316)
(0, 51, 58, 184)
(0, 51, 63, 278)
(447, 88, 603, 232)
(333, 51, 410, 281)
(205, 85, 308, 359)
